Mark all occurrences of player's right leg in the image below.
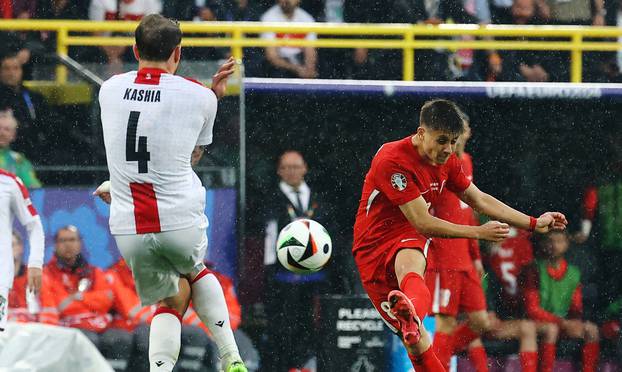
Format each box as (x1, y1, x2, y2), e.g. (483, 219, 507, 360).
(393, 248, 445, 370)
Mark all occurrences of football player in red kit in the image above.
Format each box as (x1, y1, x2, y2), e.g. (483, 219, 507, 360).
(352, 99, 567, 371)
(425, 115, 491, 370)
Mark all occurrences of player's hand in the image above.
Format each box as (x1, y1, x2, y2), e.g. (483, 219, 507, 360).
(93, 180, 112, 204)
(478, 221, 510, 242)
(534, 212, 568, 233)
(211, 57, 236, 100)
(27, 267, 42, 294)
(473, 259, 485, 279)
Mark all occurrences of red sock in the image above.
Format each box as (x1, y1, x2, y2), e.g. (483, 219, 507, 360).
(432, 332, 454, 370)
(519, 351, 538, 372)
(582, 342, 599, 372)
(452, 324, 479, 352)
(468, 346, 489, 372)
(399, 272, 432, 319)
(409, 347, 446, 372)
(540, 343, 556, 372)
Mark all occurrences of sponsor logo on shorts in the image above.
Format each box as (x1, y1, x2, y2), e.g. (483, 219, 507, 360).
(155, 361, 164, 367)
(391, 173, 407, 191)
(215, 320, 224, 327)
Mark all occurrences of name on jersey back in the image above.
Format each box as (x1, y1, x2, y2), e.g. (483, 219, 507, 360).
(123, 88, 161, 103)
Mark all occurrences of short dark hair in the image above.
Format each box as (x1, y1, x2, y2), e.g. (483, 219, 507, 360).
(135, 14, 182, 62)
(419, 99, 465, 136)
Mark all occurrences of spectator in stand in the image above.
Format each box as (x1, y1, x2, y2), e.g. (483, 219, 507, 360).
(88, 0, 162, 74)
(262, 150, 332, 371)
(0, 52, 55, 164)
(8, 230, 38, 323)
(477, 0, 555, 82)
(39, 226, 134, 371)
(535, 0, 606, 81)
(523, 230, 600, 372)
(576, 128, 622, 326)
(477, 227, 557, 372)
(0, 111, 41, 188)
(260, 0, 318, 79)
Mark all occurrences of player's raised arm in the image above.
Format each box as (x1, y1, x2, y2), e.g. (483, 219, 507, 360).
(458, 182, 568, 233)
(398, 196, 510, 241)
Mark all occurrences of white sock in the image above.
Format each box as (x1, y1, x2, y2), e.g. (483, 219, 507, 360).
(149, 312, 182, 372)
(191, 271, 240, 363)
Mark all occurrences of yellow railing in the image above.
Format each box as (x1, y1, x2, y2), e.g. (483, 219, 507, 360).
(1, 20, 621, 83)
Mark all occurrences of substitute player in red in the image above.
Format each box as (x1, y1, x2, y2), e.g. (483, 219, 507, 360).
(425, 115, 491, 370)
(95, 14, 246, 372)
(352, 99, 567, 371)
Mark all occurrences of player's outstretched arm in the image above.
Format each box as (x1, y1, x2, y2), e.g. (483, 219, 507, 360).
(399, 196, 510, 241)
(211, 57, 236, 100)
(459, 183, 568, 233)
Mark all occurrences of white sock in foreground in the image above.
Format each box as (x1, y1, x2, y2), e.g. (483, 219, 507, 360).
(149, 311, 182, 372)
(191, 269, 241, 368)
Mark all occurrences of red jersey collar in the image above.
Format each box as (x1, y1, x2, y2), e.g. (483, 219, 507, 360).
(546, 258, 568, 280)
(137, 67, 168, 75)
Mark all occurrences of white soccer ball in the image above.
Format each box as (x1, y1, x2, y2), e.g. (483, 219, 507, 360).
(276, 219, 332, 274)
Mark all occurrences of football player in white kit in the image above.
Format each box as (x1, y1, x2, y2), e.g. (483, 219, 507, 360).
(0, 169, 44, 331)
(95, 14, 246, 372)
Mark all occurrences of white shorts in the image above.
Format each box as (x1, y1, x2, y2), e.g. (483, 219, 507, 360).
(0, 286, 8, 331)
(114, 226, 208, 306)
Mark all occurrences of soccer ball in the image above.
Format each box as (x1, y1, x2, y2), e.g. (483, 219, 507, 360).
(276, 219, 332, 274)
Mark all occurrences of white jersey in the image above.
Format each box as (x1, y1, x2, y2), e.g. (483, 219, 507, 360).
(0, 170, 42, 289)
(99, 68, 217, 235)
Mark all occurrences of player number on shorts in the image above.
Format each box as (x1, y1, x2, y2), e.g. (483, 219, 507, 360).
(126, 111, 150, 173)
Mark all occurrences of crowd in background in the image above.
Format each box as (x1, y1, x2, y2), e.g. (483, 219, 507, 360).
(0, 1, 622, 371)
(0, 0, 622, 82)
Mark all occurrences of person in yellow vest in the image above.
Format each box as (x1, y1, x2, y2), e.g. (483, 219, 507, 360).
(0, 110, 40, 188)
(523, 230, 599, 372)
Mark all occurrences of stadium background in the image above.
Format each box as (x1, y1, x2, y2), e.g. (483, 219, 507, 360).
(1, 12, 622, 372)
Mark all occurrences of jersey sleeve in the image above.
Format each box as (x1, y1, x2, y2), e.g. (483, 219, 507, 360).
(371, 157, 421, 206)
(9, 176, 38, 227)
(196, 90, 218, 146)
(446, 156, 471, 194)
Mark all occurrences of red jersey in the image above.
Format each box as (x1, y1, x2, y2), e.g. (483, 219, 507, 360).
(352, 137, 471, 273)
(428, 152, 480, 271)
(487, 228, 534, 307)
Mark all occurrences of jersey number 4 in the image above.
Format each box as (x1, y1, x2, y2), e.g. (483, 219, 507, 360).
(126, 111, 150, 173)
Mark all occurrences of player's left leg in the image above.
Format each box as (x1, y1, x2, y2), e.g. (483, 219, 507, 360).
(149, 277, 192, 372)
(393, 248, 445, 371)
(466, 338, 489, 372)
(453, 268, 490, 355)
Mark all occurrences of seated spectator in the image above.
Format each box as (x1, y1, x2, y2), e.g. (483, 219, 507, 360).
(0, 52, 56, 164)
(260, 0, 318, 79)
(475, 227, 554, 372)
(523, 230, 600, 372)
(8, 230, 38, 323)
(0, 110, 41, 188)
(88, 0, 162, 75)
(39, 226, 134, 371)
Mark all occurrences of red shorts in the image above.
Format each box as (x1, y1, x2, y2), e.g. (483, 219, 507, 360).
(425, 267, 487, 317)
(354, 232, 431, 333)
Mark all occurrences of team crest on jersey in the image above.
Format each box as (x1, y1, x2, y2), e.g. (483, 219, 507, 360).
(391, 173, 407, 191)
